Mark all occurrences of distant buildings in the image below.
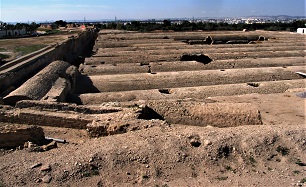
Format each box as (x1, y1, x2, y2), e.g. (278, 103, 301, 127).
(0, 27, 26, 38)
(0, 22, 28, 37)
(297, 28, 306, 34)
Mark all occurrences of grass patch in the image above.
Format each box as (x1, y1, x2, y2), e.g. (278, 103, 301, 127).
(293, 170, 300, 174)
(155, 167, 163, 177)
(82, 169, 99, 178)
(46, 30, 62, 35)
(0, 48, 6, 52)
(0, 53, 10, 60)
(15, 45, 46, 56)
(0, 180, 5, 187)
(276, 146, 290, 156)
(296, 159, 306, 166)
(216, 176, 228, 181)
(249, 156, 257, 166)
(225, 166, 232, 171)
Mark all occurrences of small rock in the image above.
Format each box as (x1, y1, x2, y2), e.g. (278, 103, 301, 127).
(40, 164, 51, 172)
(41, 141, 57, 151)
(35, 178, 42, 183)
(30, 163, 42, 169)
(42, 175, 52, 183)
(24, 141, 32, 148)
(203, 140, 212, 147)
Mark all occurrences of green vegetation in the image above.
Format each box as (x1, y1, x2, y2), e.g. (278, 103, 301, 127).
(224, 165, 237, 174)
(45, 30, 62, 35)
(301, 178, 306, 183)
(0, 53, 10, 60)
(82, 169, 99, 178)
(249, 156, 257, 165)
(293, 170, 300, 174)
(96, 19, 306, 32)
(0, 22, 39, 36)
(15, 45, 46, 56)
(0, 48, 6, 52)
(276, 146, 290, 156)
(295, 159, 306, 166)
(216, 176, 228, 181)
(0, 180, 5, 187)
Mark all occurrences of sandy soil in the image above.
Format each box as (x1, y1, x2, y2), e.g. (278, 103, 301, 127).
(0, 91, 305, 187)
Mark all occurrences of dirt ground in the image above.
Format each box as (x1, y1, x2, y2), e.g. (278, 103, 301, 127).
(0, 91, 305, 187)
(0, 31, 79, 61)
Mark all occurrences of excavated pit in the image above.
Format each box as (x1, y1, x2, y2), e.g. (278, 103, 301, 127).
(180, 53, 213, 64)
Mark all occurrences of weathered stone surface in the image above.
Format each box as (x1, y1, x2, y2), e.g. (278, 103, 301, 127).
(0, 30, 98, 95)
(40, 164, 51, 172)
(77, 66, 302, 93)
(72, 79, 306, 104)
(4, 61, 73, 105)
(15, 100, 122, 114)
(0, 125, 45, 149)
(42, 175, 52, 183)
(86, 110, 167, 138)
(146, 101, 263, 127)
(42, 77, 71, 102)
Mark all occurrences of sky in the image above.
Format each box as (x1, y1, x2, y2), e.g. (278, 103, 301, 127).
(0, 0, 305, 22)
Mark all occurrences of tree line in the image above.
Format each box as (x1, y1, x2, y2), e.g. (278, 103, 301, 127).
(97, 19, 306, 32)
(0, 22, 40, 33)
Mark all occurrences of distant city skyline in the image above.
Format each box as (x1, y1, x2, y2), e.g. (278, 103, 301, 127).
(0, 0, 305, 22)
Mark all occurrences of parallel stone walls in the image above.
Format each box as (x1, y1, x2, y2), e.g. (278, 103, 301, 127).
(0, 30, 98, 96)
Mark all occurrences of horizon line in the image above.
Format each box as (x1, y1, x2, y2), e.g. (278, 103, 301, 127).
(1, 15, 305, 24)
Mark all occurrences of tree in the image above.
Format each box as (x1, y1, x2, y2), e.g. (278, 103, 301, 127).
(55, 20, 67, 27)
(15, 23, 23, 35)
(163, 19, 171, 27)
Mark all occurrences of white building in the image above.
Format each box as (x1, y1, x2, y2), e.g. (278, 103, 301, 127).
(297, 28, 306, 34)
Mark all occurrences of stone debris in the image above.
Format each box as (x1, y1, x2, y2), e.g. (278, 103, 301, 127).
(296, 92, 306, 99)
(41, 141, 57, 151)
(203, 140, 212, 147)
(0, 125, 45, 149)
(40, 164, 51, 172)
(30, 163, 42, 169)
(42, 175, 52, 183)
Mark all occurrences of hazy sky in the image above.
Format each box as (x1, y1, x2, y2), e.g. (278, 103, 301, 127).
(0, 0, 305, 22)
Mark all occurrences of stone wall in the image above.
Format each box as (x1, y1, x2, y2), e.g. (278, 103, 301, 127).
(0, 30, 98, 96)
(0, 125, 45, 148)
(3, 61, 75, 105)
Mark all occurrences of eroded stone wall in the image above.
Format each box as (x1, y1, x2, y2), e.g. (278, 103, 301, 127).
(0, 30, 98, 96)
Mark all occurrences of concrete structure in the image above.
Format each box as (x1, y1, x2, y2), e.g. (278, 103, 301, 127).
(297, 28, 306, 34)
